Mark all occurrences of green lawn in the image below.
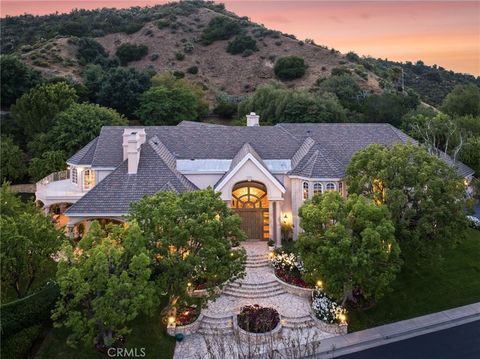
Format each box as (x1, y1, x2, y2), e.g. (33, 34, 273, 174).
(34, 303, 176, 359)
(349, 228, 480, 332)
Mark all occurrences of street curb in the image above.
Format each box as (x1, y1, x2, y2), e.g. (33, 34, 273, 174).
(301, 302, 480, 358)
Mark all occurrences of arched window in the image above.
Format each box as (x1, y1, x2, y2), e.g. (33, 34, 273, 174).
(313, 182, 323, 195)
(326, 182, 336, 192)
(302, 181, 309, 200)
(231, 182, 268, 209)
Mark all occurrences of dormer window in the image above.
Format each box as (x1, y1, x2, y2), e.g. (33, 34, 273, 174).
(302, 181, 309, 200)
(71, 167, 78, 184)
(83, 169, 95, 190)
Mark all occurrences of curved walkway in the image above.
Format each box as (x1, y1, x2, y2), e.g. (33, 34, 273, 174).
(173, 241, 336, 359)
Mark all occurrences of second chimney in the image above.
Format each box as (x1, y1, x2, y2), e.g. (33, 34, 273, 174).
(246, 112, 260, 127)
(122, 128, 146, 174)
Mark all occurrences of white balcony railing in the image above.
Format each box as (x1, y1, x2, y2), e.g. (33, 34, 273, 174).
(37, 170, 70, 186)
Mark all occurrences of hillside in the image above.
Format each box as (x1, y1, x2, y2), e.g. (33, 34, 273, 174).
(2, 1, 381, 104)
(1, 1, 478, 107)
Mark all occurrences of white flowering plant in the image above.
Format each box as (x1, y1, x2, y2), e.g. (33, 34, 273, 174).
(271, 251, 304, 275)
(311, 288, 347, 325)
(467, 215, 480, 230)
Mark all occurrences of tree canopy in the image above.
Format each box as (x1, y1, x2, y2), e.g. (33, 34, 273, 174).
(0, 183, 64, 298)
(200, 16, 241, 45)
(239, 82, 346, 124)
(346, 143, 466, 261)
(0, 55, 41, 107)
(10, 82, 78, 139)
(115, 43, 149, 66)
(316, 74, 363, 110)
(0, 136, 27, 183)
(52, 221, 157, 347)
(48, 103, 127, 156)
(128, 189, 246, 313)
(28, 150, 67, 182)
(441, 84, 480, 117)
(297, 192, 401, 305)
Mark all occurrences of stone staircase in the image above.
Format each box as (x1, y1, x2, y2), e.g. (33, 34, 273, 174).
(245, 253, 270, 268)
(223, 281, 285, 299)
(198, 314, 233, 335)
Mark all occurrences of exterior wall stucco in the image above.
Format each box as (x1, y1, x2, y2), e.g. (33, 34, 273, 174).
(183, 173, 223, 189)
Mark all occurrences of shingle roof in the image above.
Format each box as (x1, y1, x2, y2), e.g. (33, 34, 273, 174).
(67, 138, 98, 165)
(66, 140, 197, 216)
(290, 146, 345, 178)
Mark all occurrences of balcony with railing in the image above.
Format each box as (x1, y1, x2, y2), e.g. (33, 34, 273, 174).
(36, 170, 85, 207)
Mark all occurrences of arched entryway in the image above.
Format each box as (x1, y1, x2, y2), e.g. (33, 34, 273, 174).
(231, 181, 269, 240)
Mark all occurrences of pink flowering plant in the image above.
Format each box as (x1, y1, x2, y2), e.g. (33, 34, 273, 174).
(311, 288, 347, 325)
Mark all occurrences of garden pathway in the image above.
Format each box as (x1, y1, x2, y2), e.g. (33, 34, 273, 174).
(173, 241, 337, 359)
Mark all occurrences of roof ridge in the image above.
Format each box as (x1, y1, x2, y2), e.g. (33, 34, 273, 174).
(291, 137, 315, 169)
(148, 136, 197, 191)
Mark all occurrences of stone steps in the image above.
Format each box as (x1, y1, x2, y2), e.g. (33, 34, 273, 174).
(245, 254, 271, 268)
(198, 315, 233, 335)
(223, 285, 286, 299)
(228, 281, 278, 289)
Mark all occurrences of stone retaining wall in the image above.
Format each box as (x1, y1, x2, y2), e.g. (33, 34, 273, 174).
(233, 315, 283, 344)
(274, 275, 314, 298)
(310, 313, 348, 335)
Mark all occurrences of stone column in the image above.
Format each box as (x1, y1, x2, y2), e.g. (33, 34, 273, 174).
(274, 201, 281, 248)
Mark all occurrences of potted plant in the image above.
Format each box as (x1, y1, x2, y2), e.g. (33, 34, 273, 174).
(267, 239, 275, 251)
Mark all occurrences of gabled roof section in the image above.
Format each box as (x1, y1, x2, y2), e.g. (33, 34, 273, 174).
(66, 141, 197, 216)
(215, 143, 285, 193)
(291, 137, 315, 169)
(290, 146, 345, 178)
(67, 138, 98, 166)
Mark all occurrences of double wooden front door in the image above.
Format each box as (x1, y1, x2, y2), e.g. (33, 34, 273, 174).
(236, 209, 267, 240)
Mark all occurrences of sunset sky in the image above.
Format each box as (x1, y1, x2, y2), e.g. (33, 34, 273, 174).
(2, 1, 479, 75)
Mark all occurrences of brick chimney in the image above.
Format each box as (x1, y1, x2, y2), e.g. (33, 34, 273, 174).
(246, 112, 260, 127)
(122, 129, 146, 174)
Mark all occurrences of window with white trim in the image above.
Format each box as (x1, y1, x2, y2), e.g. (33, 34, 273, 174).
(71, 167, 78, 184)
(313, 182, 323, 195)
(326, 182, 336, 192)
(302, 181, 309, 200)
(83, 169, 95, 190)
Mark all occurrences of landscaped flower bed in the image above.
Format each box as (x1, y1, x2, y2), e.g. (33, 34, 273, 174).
(176, 305, 200, 327)
(271, 251, 312, 289)
(237, 305, 280, 333)
(311, 288, 347, 325)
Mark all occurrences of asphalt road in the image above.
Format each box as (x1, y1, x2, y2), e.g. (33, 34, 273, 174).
(338, 320, 480, 359)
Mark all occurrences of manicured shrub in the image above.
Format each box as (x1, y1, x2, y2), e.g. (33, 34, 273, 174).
(200, 16, 241, 45)
(227, 34, 257, 55)
(274, 56, 306, 81)
(1, 282, 59, 338)
(116, 43, 148, 66)
(237, 305, 280, 333)
(0, 324, 43, 359)
(187, 66, 198, 75)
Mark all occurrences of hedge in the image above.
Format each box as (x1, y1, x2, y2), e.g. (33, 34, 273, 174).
(1, 324, 43, 359)
(1, 282, 59, 338)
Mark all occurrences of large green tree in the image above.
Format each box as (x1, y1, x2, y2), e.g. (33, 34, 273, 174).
(94, 67, 151, 118)
(346, 143, 466, 260)
(0, 55, 41, 107)
(297, 192, 401, 305)
(52, 221, 157, 347)
(441, 84, 480, 117)
(0, 136, 27, 183)
(48, 103, 127, 156)
(28, 150, 67, 182)
(128, 189, 246, 315)
(0, 183, 63, 298)
(239, 82, 347, 124)
(10, 82, 78, 139)
(316, 74, 363, 110)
